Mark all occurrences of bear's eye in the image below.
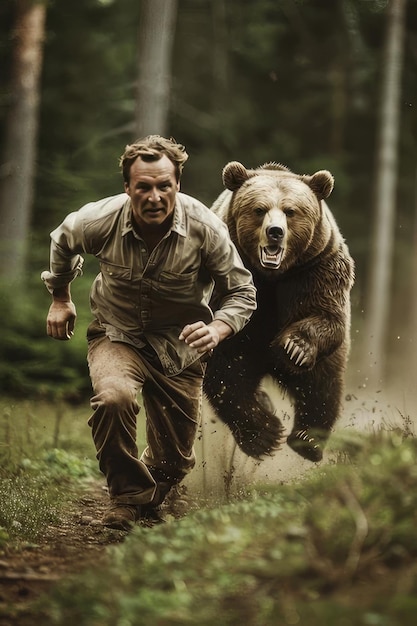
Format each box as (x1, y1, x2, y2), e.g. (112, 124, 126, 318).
(254, 207, 266, 217)
(284, 208, 295, 217)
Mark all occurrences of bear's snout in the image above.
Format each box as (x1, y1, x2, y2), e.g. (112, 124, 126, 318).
(266, 225, 285, 243)
(259, 222, 286, 270)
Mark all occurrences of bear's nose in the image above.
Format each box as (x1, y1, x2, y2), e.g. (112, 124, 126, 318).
(266, 225, 285, 241)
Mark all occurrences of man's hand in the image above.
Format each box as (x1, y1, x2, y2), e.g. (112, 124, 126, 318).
(46, 300, 77, 340)
(179, 320, 233, 354)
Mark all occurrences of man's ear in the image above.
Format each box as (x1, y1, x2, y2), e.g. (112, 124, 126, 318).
(124, 181, 130, 195)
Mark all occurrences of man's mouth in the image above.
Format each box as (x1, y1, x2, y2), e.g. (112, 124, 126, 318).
(260, 245, 284, 269)
(145, 207, 164, 215)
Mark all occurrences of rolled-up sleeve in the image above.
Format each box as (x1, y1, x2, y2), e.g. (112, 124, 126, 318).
(41, 211, 86, 294)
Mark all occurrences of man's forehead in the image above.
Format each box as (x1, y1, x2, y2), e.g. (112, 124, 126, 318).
(130, 154, 176, 181)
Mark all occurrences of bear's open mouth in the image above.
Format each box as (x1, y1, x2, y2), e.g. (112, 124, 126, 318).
(260, 245, 284, 269)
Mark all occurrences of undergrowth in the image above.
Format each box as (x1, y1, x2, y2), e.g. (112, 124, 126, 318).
(0, 449, 98, 546)
(0, 474, 62, 544)
(37, 430, 417, 626)
(0, 399, 100, 548)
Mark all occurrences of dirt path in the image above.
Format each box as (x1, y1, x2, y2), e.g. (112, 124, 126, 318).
(0, 480, 125, 626)
(0, 477, 193, 626)
(1, 388, 407, 625)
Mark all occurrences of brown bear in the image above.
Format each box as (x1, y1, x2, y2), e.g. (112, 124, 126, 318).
(203, 161, 355, 462)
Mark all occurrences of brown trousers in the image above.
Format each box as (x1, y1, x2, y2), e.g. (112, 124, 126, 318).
(87, 334, 205, 506)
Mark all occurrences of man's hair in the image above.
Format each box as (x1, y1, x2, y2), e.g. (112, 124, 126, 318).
(119, 135, 189, 183)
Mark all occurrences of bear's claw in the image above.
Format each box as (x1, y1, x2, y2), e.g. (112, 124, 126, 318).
(287, 429, 323, 463)
(283, 337, 310, 367)
(284, 340, 307, 366)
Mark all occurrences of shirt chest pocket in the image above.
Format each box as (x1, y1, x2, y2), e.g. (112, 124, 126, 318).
(100, 262, 132, 281)
(158, 269, 198, 297)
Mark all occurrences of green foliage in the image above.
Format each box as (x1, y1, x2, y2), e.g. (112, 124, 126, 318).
(0, 398, 99, 547)
(0, 277, 91, 400)
(0, 526, 9, 550)
(36, 0, 139, 234)
(38, 432, 417, 625)
(0, 397, 97, 472)
(0, 447, 98, 546)
(2, 0, 417, 392)
(0, 473, 62, 543)
(22, 448, 99, 482)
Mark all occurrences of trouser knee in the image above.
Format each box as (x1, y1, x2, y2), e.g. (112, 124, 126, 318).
(90, 381, 139, 415)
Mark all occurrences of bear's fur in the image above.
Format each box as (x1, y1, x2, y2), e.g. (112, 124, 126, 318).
(204, 161, 355, 462)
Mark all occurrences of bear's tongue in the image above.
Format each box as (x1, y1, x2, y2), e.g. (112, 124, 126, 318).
(260, 245, 284, 269)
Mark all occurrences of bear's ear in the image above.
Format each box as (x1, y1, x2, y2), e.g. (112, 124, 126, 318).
(222, 161, 250, 191)
(302, 170, 334, 200)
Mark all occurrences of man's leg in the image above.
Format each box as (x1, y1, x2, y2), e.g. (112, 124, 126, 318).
(87, 335, 157, 529)
(140, 359, 205, 507)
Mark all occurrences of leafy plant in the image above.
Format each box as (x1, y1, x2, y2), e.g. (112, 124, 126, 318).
(38, 432, 417, 626)
(22, 448, 99, 482)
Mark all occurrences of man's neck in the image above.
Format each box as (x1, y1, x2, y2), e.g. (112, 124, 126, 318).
(134, 217, 173, 252)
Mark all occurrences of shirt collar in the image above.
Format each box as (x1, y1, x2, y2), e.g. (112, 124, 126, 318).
(121, 193, 187, 238)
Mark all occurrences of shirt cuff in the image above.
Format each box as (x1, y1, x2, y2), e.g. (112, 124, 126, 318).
(41, 257, 84, 294)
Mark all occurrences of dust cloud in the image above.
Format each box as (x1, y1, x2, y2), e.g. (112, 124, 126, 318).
(185, 376, 416, 500)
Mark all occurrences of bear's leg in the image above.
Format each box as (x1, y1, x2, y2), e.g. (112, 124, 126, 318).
(204, 349, 285, 460)
(285, 360, 344, 463)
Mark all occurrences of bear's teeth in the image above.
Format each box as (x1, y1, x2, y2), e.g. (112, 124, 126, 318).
(260, 246, 284, 269)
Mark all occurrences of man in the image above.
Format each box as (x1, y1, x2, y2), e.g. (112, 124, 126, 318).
(42, 135, 256, 530)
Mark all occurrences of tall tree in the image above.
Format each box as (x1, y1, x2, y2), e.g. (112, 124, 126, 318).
(135, 0, 178, 138)
(0, 0, 46, 283)
(363, 0, 407, 387)
(409, 166, 417, 390)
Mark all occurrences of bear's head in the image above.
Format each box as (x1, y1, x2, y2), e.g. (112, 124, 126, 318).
(222, 161, 335, 276)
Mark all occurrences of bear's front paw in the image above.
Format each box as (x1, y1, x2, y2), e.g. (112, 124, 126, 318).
(287, 429, 323, 462)
(282, 335, 316, 369)
(227, 411, 285, 460)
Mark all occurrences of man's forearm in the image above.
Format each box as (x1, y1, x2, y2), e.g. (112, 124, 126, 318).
(208, 319, 233, 343)
(52, 285, 72, 302)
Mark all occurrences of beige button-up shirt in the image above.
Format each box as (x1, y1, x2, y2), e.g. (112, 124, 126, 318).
(41, 192, 257, 376)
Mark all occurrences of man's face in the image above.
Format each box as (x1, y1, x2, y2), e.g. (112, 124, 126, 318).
(124, 154, 179, 230)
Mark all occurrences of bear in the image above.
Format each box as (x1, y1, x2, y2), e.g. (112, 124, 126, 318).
(203, 161, 355, 463)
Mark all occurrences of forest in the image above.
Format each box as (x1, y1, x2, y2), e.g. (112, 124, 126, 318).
(1, 2, 417, 624)
(0, 0, 416, 402)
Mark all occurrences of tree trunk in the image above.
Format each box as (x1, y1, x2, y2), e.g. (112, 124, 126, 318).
(363, 0, 406, 387)
(0, 0, 46, 284)
(135, 0, 178, 138)
(408, 166, 417, 390)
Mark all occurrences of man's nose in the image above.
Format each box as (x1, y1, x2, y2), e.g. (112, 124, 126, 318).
(148, 189, 161, 203)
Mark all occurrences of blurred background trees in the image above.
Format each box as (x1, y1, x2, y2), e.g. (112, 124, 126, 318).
(0, 0, 416, 399)
(135, 0, 178, 137)
(0, 0, 46, 280)
(364, 0, 407, 386)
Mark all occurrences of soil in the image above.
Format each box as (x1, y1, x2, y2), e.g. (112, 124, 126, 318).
(0, 479, 147, 626)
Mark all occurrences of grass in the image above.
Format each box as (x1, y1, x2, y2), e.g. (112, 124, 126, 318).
(36, 429, 417, 626)
(2, 397, 417, 625)
(0, 398, 95, 468)
(0, 398, 100, 547)
(0, 473, 62, 543)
